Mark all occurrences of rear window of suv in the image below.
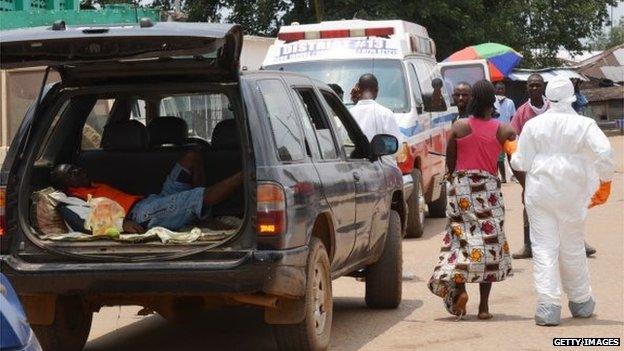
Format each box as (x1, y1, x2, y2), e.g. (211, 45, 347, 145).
(257, 79, 305, 162)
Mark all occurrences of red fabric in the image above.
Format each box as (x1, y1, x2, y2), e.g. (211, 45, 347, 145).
(455, 117, 502, 176)
(68, 183, 143, 214)
(487, 61, 504, 82)
(511, 100, 550, 135)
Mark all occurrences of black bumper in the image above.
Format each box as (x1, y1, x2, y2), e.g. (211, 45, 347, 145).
(0, 246, 308, 298)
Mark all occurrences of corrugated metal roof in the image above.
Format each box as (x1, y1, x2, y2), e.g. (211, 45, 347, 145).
(582, 86, 624, 102)
(508, 69, 587, 82)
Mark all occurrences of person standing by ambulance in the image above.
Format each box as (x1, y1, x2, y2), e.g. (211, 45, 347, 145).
(510, 76, 614, 326)
(349, 74, 407, 162)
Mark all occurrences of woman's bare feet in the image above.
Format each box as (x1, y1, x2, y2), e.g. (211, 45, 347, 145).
(478, 304, 493, 320)
(454, 291, 469, 319)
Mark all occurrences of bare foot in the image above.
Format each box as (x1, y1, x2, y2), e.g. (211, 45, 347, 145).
(478, 304, 492, 320)
(478, 312, 493, 320)
(454, 291, 469, 319)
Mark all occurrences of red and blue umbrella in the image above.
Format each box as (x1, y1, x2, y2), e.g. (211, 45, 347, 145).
(444, 43, 522, 82)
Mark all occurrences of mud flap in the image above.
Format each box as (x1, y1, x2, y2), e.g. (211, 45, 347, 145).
(20, 294, 56, 325)
(264, 296, 306, 324)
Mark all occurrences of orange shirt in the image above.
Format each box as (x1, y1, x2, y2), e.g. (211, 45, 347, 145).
(68, 183, 143, 214)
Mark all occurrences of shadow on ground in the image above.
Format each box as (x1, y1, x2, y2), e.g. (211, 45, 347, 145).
(85, 297, 423, 351)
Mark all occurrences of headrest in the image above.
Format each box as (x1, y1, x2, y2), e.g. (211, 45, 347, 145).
(211, 119, 240, 150)
(101, 120, 148, 151)
(148, 117, 188, 147)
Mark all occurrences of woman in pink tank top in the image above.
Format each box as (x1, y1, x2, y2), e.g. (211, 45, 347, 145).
(428, 80, 517, 320)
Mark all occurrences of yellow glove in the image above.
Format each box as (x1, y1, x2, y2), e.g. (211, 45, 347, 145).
(589, 181, 611, 208)
(503, 140, 517, 156)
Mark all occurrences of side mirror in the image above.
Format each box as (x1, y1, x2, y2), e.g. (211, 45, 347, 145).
(370, 134, 399, 158)
(424, 77, 448, 112)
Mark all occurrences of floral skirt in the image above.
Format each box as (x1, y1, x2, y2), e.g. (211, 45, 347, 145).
(428, 170, 513, 315)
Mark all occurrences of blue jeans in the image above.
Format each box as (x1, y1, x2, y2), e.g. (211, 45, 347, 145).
(129, 164, 206, 230)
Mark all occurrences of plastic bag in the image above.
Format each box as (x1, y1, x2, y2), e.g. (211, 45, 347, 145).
(85, 196, 125, 237)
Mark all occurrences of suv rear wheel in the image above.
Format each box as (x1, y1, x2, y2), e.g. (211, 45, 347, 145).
(32, 295, 92, 351)
(405, 169, 425, 238)
(365, 210, 403, 309)
(273, 237, 332, 351)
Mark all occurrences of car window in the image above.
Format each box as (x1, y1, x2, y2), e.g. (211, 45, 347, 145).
(293, 88, 339, 160)
(321, 91, 368, 159)
(157, 93, 232, 142)
(291, 90, 322, 160)
(257, 79, 305, 162)
(81, 99, 115, 150)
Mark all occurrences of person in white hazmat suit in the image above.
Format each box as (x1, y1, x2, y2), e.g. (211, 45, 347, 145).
(510, 76, 615, 326)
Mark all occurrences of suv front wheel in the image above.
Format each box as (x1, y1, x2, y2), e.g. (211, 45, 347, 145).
(405, 169, 425, 238)
(365, 210, 403, 309)
(273, 237, 332, 351)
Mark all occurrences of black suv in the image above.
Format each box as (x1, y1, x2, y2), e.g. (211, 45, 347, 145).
(0, 22, 406, 351)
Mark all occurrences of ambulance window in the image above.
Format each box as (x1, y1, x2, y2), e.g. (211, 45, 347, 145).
(257, 79, 305, 162)
(293, 88, 339, 160)
(407, 63, 424, 106)
(412, 60, 435, 96)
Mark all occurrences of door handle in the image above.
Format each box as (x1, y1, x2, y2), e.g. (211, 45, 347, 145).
(353, 172, 361, 182)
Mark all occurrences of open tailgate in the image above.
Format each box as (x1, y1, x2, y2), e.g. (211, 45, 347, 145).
(0, 22, 243, 82)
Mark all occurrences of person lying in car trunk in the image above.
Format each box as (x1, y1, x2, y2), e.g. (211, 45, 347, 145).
(51, 151, 243, 233)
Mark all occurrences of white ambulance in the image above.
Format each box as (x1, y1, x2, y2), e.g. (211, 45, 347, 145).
(263, 19, 455, 237)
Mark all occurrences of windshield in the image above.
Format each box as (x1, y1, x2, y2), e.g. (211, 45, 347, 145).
(265, 59, 409, 113)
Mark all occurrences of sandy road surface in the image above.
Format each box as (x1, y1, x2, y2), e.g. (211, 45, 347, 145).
(85, 136, 624, 351)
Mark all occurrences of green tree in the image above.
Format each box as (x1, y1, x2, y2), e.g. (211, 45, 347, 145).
(589, 16, 624, 50)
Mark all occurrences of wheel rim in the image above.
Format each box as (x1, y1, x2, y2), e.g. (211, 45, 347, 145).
(418, 184, 425, 225)
(313, 262, 329, 334)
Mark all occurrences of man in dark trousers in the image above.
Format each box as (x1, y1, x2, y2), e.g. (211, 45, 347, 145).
(510, 74, 596, 258)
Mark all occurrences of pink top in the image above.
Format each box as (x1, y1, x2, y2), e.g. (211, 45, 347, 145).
(511, 100, 550, 135)
(456, 117, 502, 175)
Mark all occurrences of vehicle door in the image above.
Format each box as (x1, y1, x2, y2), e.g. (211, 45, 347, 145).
(319, 88, 387, 260)
(409, 59, 450, 194)
(287, 79, 357, 270)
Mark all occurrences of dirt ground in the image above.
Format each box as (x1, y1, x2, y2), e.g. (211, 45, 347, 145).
(85, 136, 624, 351)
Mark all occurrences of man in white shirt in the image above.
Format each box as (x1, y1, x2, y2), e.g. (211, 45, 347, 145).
(349, 74, 404, 143)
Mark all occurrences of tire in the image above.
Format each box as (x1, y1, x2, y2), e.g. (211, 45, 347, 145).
(365, 210, 403, 309)
(405, 169, 425, 238)
(32, 295, 92, 351)
(427, 180, 447, 218)
(273, 237, 333, 351)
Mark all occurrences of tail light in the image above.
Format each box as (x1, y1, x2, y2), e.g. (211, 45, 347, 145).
(277, 32, 305, 42)
(256, 182, 286, 236)
(0, 186, 5, 237)
(320, 29, 350, 39)
(278, 27, 395, 43)
(365, 27, 394, 37)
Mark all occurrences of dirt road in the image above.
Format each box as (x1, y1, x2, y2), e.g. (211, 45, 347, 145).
(85, 136, 624, 351)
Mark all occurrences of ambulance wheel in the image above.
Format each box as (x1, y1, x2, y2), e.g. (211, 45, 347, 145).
(427, 180, 447, 218)
(405, 169, 425, 238)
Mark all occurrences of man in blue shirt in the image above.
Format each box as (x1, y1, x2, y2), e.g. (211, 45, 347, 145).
(493, 82, 516, 182)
